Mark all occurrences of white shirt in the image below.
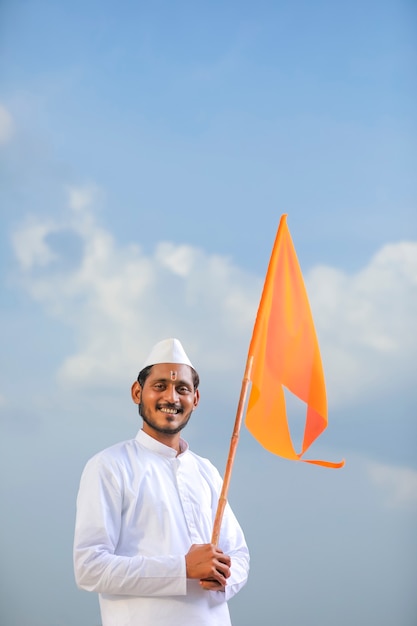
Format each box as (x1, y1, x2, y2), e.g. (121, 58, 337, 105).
(74, 429, 249, 626)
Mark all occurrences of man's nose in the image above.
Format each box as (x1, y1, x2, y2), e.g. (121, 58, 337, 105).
(164, 385, 179, 403)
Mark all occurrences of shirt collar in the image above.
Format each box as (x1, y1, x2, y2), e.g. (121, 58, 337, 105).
(135, 429, 189, 457)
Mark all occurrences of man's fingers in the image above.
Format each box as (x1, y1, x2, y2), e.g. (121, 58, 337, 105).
(185, 543, 231, 582)
(214, 559, 231, 579)
(200, 578, 226, 591)
(215, 552, 231, 567)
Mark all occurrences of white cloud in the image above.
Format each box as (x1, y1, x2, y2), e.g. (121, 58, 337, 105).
(0, 104, 14, 144)
(10, 188, 417, 412)
(67, 184, 100, 212)
(368, 461, 417, 509)
(156, 242, 196, 277)
(11, 218, 59, 270)
(11, 186, 259, 387)
(307, 241, 417, 407)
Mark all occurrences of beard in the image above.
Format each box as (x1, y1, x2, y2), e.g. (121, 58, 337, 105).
(138, 402, 192, 435)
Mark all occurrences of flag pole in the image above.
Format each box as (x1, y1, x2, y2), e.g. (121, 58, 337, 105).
(211, 355, 254, 546)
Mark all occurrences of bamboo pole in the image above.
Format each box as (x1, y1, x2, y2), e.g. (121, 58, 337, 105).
(211, 355, 254, 546)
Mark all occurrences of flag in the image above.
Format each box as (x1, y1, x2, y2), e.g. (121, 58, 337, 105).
(245, 214, 344, 468)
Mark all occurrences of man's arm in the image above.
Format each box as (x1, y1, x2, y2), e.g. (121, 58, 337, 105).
(73, 455, 238, 597)
(73, 456, 187, 597)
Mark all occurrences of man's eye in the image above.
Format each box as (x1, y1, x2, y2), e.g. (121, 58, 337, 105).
(178, 386, 190, 394)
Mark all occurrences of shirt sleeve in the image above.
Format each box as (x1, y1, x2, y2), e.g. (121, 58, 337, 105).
(73, 455, 187, 597)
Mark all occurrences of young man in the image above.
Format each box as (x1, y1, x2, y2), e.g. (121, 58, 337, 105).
(74, 338, 249, 626)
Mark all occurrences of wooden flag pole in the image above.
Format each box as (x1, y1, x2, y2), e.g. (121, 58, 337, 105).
(211, 355, 254, 546)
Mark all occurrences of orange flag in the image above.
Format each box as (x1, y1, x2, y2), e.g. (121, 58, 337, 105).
(245, 214, 344, 468)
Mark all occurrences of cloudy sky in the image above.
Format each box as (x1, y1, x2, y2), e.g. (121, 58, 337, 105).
(1, 1, 416, 625)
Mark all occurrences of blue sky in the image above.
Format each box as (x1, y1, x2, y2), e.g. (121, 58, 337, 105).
(1, 1, 416, 625)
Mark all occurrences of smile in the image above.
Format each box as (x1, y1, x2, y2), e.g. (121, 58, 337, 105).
(159, 407, 181, 414)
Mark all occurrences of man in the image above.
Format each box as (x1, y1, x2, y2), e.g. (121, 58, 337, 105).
(74, 338, 249, 626)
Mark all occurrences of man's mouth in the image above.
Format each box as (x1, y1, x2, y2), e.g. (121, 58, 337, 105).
(158, 406, 182, 415)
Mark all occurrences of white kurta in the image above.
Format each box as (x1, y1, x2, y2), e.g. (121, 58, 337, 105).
(74, 430, 249, 626)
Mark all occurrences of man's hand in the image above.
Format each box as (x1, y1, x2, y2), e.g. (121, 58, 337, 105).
(185, 544, 231, 591)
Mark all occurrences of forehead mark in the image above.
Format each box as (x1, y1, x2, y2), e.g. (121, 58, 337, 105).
(170, 370, 177, 381)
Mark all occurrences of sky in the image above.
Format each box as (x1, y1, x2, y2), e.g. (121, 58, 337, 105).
(0, 0, 416, 625)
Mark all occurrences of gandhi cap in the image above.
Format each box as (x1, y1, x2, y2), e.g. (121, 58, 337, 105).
(141, 338, 194, 369)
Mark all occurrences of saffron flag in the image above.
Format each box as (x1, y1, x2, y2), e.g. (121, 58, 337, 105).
(245, 214, 344, 468)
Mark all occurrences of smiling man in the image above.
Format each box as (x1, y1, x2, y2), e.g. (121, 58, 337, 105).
(73, 338, 249, 626)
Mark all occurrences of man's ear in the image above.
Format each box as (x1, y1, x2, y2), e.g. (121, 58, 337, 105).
(131, 381, 142, 405)
(193, 389, 200, 409)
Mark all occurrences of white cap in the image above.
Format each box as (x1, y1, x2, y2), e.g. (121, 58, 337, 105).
(141, 338, 194, 370)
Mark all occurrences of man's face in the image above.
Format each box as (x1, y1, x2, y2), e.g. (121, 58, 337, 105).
(135, 363, 199, 437)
